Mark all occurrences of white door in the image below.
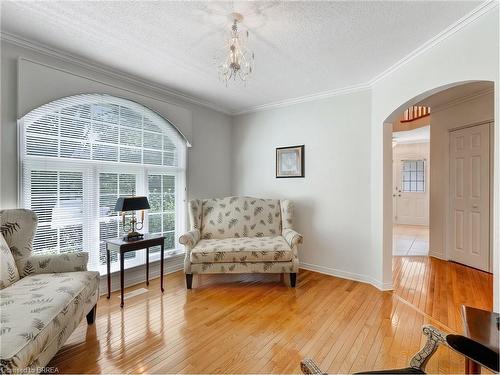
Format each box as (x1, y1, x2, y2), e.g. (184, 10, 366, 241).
(449, 124, 490, 271)
(393, 158, 429, 225)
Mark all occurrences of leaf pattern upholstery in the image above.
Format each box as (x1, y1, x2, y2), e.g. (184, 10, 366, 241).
(190, 236, 293, 263)
(0, 271, 99, 372)
(188, 200, 202, 231)
(180, 197, 302, 277)
(283, 229, 303, 247)
(0, 209, 99, 373)
(201, 197, 282, 239)
(16, 253, 89, 277)
(0, 209, 89, 275)
(0, 209, 37, 260)
(179, 229, 201, 248)
(280, 200, 294, 230)
(0, 234, 20, 289)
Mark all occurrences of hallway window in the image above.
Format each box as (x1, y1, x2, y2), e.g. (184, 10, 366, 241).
(401, 160, 425, 192)
(19, 94, 187, 273)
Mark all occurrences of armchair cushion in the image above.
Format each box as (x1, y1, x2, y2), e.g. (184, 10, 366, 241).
(200, 197, 282, 239)
(190, 236, 293, 263)
(0, 234, 20, 289)
(16, 253, 89, 276)
(0, 271, 99, 371)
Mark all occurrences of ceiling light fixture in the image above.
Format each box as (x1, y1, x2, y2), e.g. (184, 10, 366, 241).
(217, 12, 254, 86)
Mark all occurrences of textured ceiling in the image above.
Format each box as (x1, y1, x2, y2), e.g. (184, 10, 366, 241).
(1, 1, 483, 113)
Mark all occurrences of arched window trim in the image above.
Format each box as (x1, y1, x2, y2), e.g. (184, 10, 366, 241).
(18, 94, 188, 274)
(21, 94, 191, 147)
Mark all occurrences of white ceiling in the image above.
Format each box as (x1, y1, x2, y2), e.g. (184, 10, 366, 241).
(1, 1, 483, 114)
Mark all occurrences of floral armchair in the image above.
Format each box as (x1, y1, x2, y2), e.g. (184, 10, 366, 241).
(179, 197, 303, 289)
(0, 209, 99, 373)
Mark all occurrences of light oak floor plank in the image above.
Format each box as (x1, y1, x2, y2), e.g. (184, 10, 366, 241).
(49, 257, 492, 374)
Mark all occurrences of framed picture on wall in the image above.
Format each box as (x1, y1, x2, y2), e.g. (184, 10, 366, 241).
(276, 145, 305, 178)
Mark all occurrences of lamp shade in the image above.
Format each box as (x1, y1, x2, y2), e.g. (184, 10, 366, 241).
(114, 196, 150, 212)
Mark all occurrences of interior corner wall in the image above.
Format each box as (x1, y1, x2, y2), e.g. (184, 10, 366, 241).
(231, 90, 378, 287)
(0, 41, 233, 210)
(429, 93, 494, 261)
(370, 8, 499, 310)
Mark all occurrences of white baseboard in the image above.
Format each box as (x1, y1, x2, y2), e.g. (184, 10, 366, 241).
(300, 262, 393, 291)
(98, 254, 184, 296)
(98, 257, 394, 295)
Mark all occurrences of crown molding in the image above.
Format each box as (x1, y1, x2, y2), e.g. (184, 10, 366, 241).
(232, 0, 498, 116)
(0, 31, 233, 115)
(2, 0, 497, 117)
(368, 0, 499, 86)
(231, 83, 371, 115)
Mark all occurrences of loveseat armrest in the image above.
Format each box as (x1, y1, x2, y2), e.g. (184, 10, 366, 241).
(17, 252, 89, 276)
(283, 228, 303, 248)
(179, 229, 201, 249)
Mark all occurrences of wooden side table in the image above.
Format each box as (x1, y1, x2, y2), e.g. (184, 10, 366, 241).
(106, 234, 165, 307)
(444, 305, 500, 374)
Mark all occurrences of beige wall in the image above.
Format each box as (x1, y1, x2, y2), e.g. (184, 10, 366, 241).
(427, 92, 494, 265)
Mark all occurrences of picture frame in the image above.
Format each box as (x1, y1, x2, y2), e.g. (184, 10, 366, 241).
(276, 145, 305, 178)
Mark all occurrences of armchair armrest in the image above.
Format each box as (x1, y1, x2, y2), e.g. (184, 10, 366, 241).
(17, 252, 89, 276)
(300, 359, 325, 375)
(283, 228, 303, 248)
(179, 229, 201, 249)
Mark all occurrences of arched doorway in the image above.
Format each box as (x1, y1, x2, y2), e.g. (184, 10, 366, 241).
(383, 81, 494, 325)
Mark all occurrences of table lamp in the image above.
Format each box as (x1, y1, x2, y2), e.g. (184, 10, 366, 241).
(114, 196, 150, 241)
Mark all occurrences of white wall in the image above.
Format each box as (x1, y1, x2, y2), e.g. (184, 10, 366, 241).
(0, 40, 233, 209)
(231, 6, 499, 302)
(428, 92, 494, 261)
(232, 90, 379, 286)
(371, 8, 499, 309)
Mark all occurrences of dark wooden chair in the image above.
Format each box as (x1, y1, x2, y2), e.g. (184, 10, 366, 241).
(301, 325, 447, 375)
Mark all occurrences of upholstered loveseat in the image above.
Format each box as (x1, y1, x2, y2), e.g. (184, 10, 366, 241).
(179, 197, 303, 289)
(0, 209, 99, 373)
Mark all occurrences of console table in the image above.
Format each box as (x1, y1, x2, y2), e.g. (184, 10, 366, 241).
(106, 234, 165, 307)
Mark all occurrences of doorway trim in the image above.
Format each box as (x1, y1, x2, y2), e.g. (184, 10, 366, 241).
(446, 120, 494, 272)
(380, 81, 496, 308)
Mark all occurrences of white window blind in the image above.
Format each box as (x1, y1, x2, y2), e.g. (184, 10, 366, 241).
(19, 94, 187, 274)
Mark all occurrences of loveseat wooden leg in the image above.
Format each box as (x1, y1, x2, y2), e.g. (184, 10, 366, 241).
(186, 274, 193, 289)
(290, 273, 297, 287)
(86, 304, 97, 325)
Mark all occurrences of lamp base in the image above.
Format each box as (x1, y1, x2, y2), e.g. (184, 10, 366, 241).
(123, 231, 144, 241)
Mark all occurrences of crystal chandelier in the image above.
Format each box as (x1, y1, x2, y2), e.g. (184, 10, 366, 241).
(217, 13, 254, 85)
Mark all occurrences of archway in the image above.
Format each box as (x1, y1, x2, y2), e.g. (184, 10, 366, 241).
(382, 80, 495, 321)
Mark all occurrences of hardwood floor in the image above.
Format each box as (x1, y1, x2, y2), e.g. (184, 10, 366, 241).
(49, 260, 492, 374)
(393, 256, 493, 333)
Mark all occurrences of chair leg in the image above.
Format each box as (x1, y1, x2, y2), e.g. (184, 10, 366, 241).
(290, 273, 297, 287)
(186, 274, 193, 289)
(86, 304, 97, 325)
(409, 325, 447, 371)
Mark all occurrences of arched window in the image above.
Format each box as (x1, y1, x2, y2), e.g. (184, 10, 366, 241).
(19, 94, 187, 272)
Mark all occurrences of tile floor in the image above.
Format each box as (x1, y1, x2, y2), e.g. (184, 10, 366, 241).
(393, 224, 429, 256)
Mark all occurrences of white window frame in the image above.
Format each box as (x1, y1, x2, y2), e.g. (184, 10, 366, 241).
(18, 94, 187, 275)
